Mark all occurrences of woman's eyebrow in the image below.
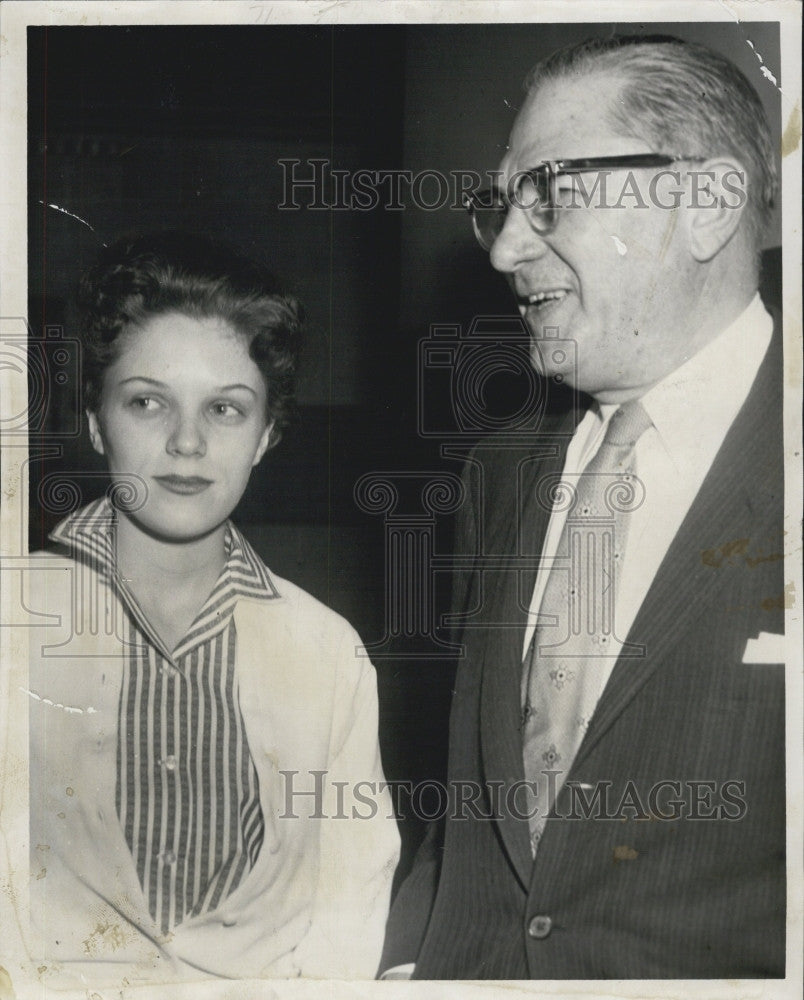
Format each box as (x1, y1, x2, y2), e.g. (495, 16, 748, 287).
(217, 384, 258, 396)
(118, 376, 167, 387)
(117, 376, 258, 396)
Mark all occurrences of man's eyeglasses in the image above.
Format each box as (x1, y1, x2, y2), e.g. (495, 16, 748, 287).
(463, 154, 703, 250)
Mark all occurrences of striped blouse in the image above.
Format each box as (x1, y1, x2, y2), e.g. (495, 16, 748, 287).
(50, 497, 278, 934)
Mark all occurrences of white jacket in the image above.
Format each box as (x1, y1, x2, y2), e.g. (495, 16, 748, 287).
(26, 550, 399, 989)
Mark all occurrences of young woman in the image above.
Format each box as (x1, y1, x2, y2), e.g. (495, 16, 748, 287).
(27, 232, 398, 986)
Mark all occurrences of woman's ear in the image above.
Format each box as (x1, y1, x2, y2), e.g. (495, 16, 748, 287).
(86, 411, 106, 455)
(684, 158, 749, 262)
(252, 422, 275, 467)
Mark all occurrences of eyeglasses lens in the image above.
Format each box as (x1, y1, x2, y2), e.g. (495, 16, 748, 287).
(516, 168, 556, 234)
(468, 191, 507, 251)
(468, 165, 557, 250)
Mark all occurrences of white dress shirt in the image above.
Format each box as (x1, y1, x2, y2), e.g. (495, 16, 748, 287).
(522, 294, 774, 711)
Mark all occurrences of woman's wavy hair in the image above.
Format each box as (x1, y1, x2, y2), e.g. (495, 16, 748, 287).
(77, 231, 304, 447)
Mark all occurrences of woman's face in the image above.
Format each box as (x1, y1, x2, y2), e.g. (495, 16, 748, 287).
(88, 311, 272, 543)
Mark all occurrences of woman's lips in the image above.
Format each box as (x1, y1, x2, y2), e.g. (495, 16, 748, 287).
(153, 475, 213, 495)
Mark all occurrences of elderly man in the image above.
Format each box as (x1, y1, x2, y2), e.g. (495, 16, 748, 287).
(381, 35, 784, 979)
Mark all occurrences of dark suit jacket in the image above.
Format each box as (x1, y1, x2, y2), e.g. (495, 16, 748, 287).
(381, 320, 785, 979)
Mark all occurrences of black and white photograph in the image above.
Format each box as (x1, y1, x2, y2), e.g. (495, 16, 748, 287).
(0, 2, 801, 998)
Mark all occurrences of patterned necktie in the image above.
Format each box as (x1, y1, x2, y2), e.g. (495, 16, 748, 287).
(522, 399, 652, 855)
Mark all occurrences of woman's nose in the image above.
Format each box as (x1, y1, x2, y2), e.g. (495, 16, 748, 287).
(166, 411, 206, 457)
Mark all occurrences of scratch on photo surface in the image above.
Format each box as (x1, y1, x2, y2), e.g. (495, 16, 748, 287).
(745, 39, 779, 88)
(37, 200, 107, 245)
(711, 1, 782, 93)
(714, 0, 782, 94)
(21, 688, 97, 715)
(313, 1, 345, 21)
(610, 235, 628, 256)
(713, 0, 741, 27)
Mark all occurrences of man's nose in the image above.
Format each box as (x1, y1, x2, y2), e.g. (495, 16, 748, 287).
(489, 205, 549, 273)
(166, 410, 206, 457)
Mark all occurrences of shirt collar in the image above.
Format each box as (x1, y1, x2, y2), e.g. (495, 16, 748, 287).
(49, 496, 280, 604)
(51, 497, 281, 662)
(49, 495, 117, 574)
(636, 294, 773, 474)
(218, 519, 280, 602)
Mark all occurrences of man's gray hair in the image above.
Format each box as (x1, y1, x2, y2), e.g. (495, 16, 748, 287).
(524, 34, 778, 247)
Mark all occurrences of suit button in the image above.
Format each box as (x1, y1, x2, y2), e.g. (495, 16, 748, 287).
(528, 915, 552, 939)
(222, 915, 238, 927)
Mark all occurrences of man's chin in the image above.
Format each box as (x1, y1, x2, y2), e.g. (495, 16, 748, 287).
(528, 342, 578, 388)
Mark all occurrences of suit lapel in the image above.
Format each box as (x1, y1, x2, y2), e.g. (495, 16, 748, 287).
(573, 326, 782, 769)
(479, 413, 576, 888)
(476, 321, 780, 882)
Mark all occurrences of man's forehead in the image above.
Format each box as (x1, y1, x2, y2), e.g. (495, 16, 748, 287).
(501, 70, 632, 170)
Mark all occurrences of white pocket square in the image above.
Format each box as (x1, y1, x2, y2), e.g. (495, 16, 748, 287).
(742, 632, 785, 664)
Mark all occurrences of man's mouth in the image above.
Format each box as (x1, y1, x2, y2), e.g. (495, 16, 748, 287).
(523, 290, 569, 308)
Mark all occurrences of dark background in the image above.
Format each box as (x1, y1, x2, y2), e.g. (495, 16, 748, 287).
(27, 21, 782, 878)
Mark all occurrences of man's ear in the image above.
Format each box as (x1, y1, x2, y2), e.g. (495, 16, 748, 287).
(87, 411, 105, 455)
(251, 422, 275, 467)
(684, 158, 749, 262)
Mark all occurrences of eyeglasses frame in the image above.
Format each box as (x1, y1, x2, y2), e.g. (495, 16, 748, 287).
(463, 153, 705, 250)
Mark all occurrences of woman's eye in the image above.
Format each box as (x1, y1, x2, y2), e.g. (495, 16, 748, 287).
(130, 396, 161, 411)
(211, 402, 243, 418)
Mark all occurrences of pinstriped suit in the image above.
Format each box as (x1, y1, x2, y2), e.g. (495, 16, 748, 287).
(381, 320, 785, 979)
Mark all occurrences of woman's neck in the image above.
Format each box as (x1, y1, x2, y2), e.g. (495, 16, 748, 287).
(113, 513, 229, 652)
(114, 513, 227, 582)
